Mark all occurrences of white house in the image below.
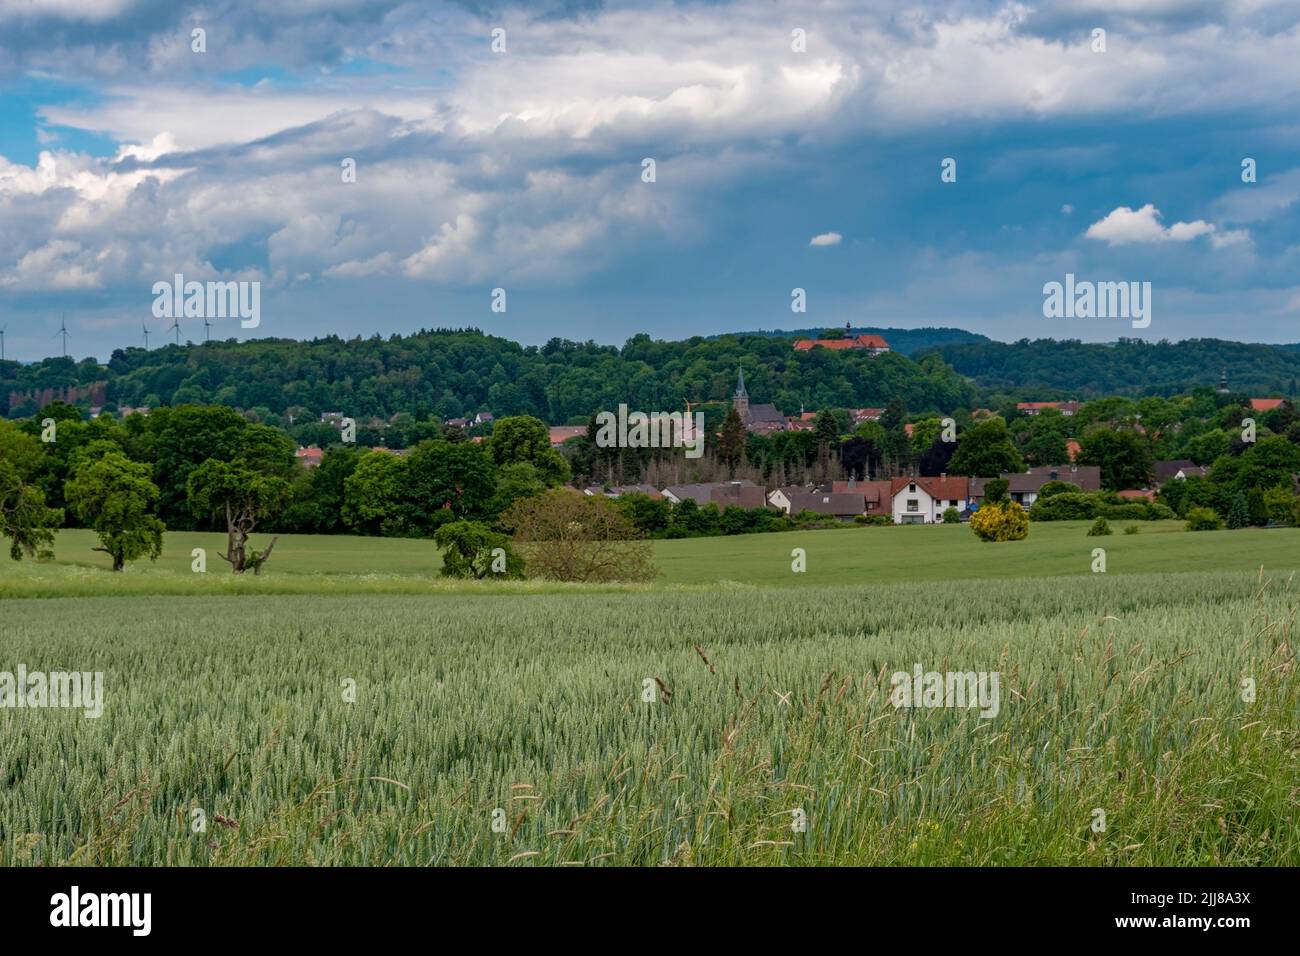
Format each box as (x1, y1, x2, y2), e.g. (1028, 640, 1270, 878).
(890, 476, 971, 524)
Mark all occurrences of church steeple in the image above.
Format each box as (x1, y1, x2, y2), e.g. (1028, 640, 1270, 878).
(733, 366, 749, 419)
(1218, 367, 1229, 394)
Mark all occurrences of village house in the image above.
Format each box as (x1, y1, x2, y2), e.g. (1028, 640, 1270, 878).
(969, 464, 1101, 508)
(890, 475, 971, 524)
(832, 479, 892, 517)
(1249, 398, 1286, 413)
(1154, 460, 1208, 484)
(783, 491, 866, 521)
(295, 445, 324, 468)
(766, 486, 802, 512)
(662, 479, 766, 509)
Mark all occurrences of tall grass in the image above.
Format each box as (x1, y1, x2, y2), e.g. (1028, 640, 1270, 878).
(0, 570, 1294, 866)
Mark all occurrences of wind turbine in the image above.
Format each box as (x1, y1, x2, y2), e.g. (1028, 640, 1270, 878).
(203, 317, 213, 342)
(0, 327, 6, 362)
(168, 318, 181, 345)
(55, 314, 70, 357)
(142, 322, 152, 349)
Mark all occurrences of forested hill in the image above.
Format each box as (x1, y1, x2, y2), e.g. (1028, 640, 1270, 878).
(0, 329, 975, 423)
(920, 338, 1300, 400)
(727, 326, 991, 355)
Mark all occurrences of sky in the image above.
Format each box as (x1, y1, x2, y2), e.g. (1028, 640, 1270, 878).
(0, 0, 1298, 362)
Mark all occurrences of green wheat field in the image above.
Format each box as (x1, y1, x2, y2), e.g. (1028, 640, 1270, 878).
(0, 524, 1296, 866)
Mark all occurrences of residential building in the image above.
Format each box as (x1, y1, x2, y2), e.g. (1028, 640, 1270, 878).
(833, 479, 893, 517)
(785, 491, 866, 521)
(890, 475, 971, 524)
(969, 464, 1101, 508)
(1250, 398, 1285, 413)
(295, 445, 324, 468)
(1154, 460, 1208, 484)
(662, 479, 766, 509)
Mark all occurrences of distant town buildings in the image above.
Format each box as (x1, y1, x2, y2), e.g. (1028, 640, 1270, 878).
(793, 325, 890, 354)
(1016, 401, 1082, 416)
(295, 446, 324, 468)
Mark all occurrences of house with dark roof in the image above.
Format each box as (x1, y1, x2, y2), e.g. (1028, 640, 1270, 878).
(969, 464, 1101, 508)
(661, 479, 766, 509)
(785, 491, 866, 521)
(1154, 460, 1208, 484)
(833, 479, 892, 517)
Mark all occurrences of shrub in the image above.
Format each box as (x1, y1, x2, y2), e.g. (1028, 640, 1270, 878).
(434, 520, 524, 579)
(1226, 493, 1250, 530)
(1123, 524, 1140, 535)
(942, 506, 961, 524)
(1037, 480, 1080, 499)
(1186, 506, 1224, 531)
(970, 502, 1029, 542)
(502, 489, 655, 582)
(982, 478, 1010, 504)
(1029, 492, 1098, 521)
(1098, 501, 1175, 521)
(1087, 516, 1111, 536)
(791, 509, 843, 529)
(854, 514, 894, 526)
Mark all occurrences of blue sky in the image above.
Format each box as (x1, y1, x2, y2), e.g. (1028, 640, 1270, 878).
(1, 0, 1298, 361)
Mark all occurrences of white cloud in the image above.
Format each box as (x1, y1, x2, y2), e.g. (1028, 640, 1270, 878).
(1084, 203, 1216, 245)
(809, 232, 842, 247)
(1210, 228, 1252, 249)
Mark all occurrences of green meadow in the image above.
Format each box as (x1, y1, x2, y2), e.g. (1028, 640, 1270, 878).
(2, 520, 1298, 597)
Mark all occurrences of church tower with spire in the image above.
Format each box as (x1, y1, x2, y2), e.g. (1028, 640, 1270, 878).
(733, 366, 749, 421)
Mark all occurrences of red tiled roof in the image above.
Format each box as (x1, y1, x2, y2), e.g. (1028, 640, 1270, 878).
(1250, 398, 1285, 412)
(890, 475, 969, 501)
(549, 425, 587, 445)
(793, 334, 890, 351)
